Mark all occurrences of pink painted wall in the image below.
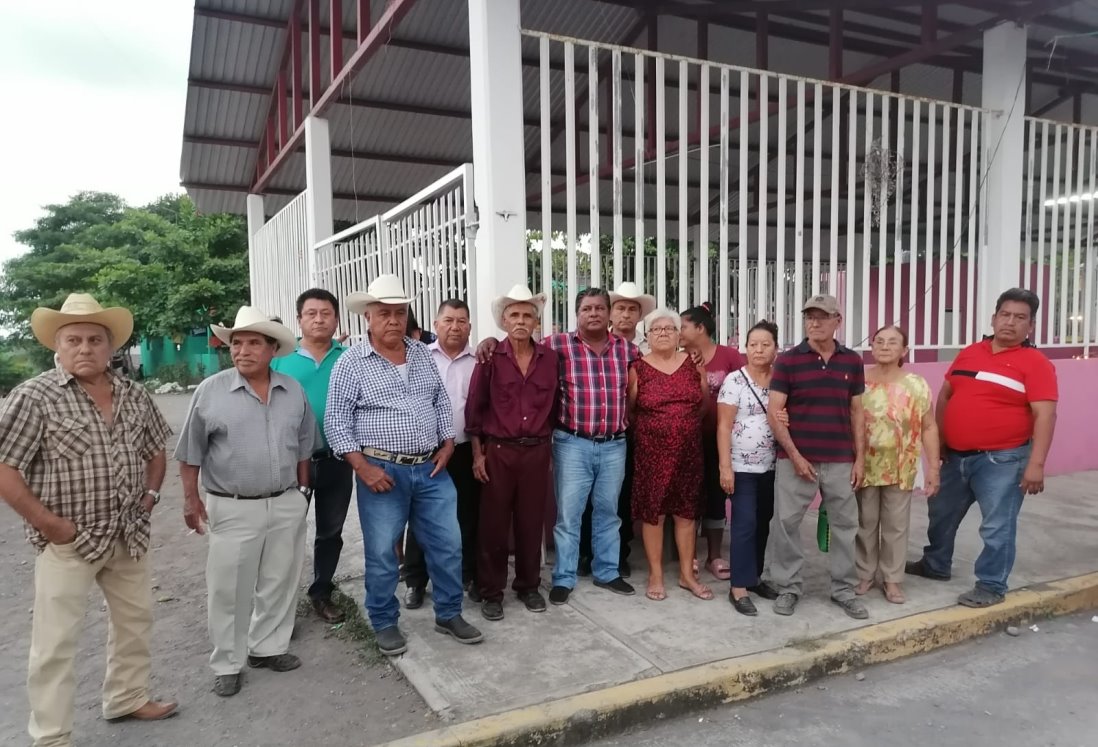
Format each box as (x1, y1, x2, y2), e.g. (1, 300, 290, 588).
(904, 357, 1097, 476)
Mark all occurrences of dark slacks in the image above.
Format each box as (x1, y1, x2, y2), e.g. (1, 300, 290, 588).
(307, 454, 355, 601)
(477, 440, 552, 602)
(404, 442, 479, 589)
(728, 470, 776, 588)
(579, 436, 634, 564)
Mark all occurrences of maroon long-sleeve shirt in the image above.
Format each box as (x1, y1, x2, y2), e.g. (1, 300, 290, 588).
(464, 337, 560, 440)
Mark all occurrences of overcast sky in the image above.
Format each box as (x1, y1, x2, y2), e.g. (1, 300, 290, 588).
(0, 0, 193, 264)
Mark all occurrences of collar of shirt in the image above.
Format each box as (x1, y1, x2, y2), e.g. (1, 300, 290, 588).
(793, 338, 855, 357)
(294, 340, 345, 365)
(427, 340, 475, 363)
(498, 336, 547, 360)
(228, 367, 289, 399)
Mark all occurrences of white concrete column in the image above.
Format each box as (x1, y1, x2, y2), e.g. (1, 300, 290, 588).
(468, 0, 528, 340)
(304, 115, 334, 288)
(980, 22, 1027, 328)
(246, 194, 265, 305)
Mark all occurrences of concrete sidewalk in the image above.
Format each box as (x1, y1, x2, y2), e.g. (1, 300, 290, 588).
(329, 471, 1098, 741)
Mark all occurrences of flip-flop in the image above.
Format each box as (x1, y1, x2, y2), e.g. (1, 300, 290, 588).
(679, 582, 715, 600)
(883, 585, 906, 604)
(705, 558, 731, 581)
(645, 587, 668, 601)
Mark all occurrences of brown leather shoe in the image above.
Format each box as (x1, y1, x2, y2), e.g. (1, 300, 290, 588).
(312, 597, 346, 623)
(109, 699, 179, 721)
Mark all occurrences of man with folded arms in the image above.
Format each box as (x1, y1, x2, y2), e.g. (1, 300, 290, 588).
(466, 285, 559, 620)
(175, 307, 318, 697)
(0, 293, 177, 746)
(325, 274, 483, 656)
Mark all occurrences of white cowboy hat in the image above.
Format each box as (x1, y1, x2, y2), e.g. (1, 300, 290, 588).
(346, 274, 414, 315)
(211, 306, 297, 357)
(31, 293, 134, 352)
(609, 282, 657, 318)
(491, 284, 546, 330)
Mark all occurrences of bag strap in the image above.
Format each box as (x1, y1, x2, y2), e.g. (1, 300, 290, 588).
(741, 370, 767, 414)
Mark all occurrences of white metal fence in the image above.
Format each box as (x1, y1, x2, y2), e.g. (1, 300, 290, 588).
(314, 165, 476, 340)
(250, 190, 310, 334)
(1022, 117, 1097, 352)
(527, 31, 991, 352)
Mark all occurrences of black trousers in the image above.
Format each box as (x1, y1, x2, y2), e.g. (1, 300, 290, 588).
(404, 442, 480, 589)
(307, 455, 355, 601)
(579, 436, 635, 563)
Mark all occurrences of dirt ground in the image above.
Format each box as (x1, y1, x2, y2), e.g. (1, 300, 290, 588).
(0, 393, 434, 747)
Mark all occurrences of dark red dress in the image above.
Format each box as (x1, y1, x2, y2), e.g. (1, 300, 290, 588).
(631, 356, 704, 524)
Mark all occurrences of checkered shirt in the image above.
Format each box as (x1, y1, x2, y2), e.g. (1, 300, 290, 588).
(0, 368, 172, 561)
(325, 335, 455, 456)
(544, 332, 640, 438)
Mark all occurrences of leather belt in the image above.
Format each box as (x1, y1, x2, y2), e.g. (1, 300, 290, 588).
(363, 446, 434, 466)
(311, 448, 336, 461)
(950, 442, 1030, 459)
(492, 436, 549, 446)
(207, 488, 292, 500)
(557, 426, 626, 443)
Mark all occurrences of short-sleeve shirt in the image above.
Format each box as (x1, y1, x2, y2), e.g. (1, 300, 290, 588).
(942, 340, 1058, 452)
(544, 332, 640, 438)
(862, 374, 931, 490)
(717, 369, 776, 473)
(770, 339, 865, 463)
(270, 341, 345, 449)
(702, 345, 746, 434)
(0, 368, 172, 561)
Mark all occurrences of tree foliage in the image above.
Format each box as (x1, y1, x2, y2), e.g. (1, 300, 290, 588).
(1, 192, 249, 346)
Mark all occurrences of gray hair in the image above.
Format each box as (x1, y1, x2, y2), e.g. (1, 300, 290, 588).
(644, 307, 681, 331)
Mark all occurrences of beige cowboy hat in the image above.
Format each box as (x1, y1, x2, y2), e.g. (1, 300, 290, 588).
(609, 282, 657, 318)
(211, 306, 297, 357)
(31, 293, 134, 352)
(491, 284, 546, 330)
(346, 274, 414, 315)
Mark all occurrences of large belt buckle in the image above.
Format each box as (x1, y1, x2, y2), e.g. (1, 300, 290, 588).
(395, 454, 418, 466)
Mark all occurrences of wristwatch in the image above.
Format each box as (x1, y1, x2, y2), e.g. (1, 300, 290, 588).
(143, 489, 161, 505)
(297, 485, 314, 500)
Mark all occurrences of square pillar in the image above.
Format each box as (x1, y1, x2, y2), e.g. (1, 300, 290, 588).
(304, 115, 334, 288)
(980, 22, 1026, 328)
(468, 0, 528, 340)
(246, 194, 265, 306)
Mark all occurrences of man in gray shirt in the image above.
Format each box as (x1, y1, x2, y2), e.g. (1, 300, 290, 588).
(175, 307, 318, 698)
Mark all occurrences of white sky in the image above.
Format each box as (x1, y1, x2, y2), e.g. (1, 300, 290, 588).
(0, 0, 193, 265)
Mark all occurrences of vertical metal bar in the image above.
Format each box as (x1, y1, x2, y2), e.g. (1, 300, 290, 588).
(1060, 125, 1076, 345)
(777, 77, 788, 347)
(759, 74, 770, 324)
(811, 84, 823, 299)
(1050, 124, 1063, 344)
(894, 97, 905, 328)
(950, 108, 964, 345)
(357, 0, 370, 43)
(878, 93, 889, 335)
(1023, 119, 1036, 289)
(966, 107, 978, 343)
(634, 52, 646, 288)
(277, 71, 289, 144)
(829, 87, 839, 301)
(613, 50, 624, 288)
(308, 0, 321, 106)
(937, 105, 950, 349)
(719, 67, 731, 344)
(656, 56, 667, 308)
(589, 46, 601, 288)
(1072, 126, 1086, 345)
(738, 70, 750, 346)
(1035, 121, 1049, 346)
(565, 42, 578, 330)
(846, 88, 857, 346)
(291, 11, 303, 128)
(862, 91, 874, 350)
(794, 81, 806, 344)
(1084, 129, 1096, 356)
(909, 100, 921, 343)
(539, 37, 554, 335)
(330, 0, 343, 80)
(699, 65, 710, 310)
(679, 59, 689, 311)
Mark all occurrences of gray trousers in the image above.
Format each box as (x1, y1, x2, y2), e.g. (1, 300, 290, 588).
(765, 459, 858, 602)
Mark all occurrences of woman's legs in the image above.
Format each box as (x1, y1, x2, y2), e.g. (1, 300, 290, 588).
(729, 472, 759, 600)
(855, 486, 882, 594)
(674, 517, 711, 597)
(641, 517, 666, 599)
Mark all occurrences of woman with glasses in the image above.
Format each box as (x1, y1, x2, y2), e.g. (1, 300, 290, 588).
(627, 308, 712, 602)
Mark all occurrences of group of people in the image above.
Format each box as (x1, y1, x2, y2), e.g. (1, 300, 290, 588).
(0, 276, 1057, 745)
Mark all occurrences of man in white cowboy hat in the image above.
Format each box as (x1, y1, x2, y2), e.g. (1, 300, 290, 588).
(325, 274, 483, 656)
(174, 306, 319, 697)
(464, 285, 559, 621)
(608, 281, 657, 353)
(0, 293, 177, 746)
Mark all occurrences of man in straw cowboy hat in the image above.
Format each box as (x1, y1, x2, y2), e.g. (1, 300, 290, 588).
(0, 293, 177, 746)
(325, 274, 483, 656)
(175, 306, 319, 697)
(464, 285, 560, 621)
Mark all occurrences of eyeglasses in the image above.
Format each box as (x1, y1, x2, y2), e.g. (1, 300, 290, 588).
(803, 313, 837, 324)
(648, 326, 678, 335)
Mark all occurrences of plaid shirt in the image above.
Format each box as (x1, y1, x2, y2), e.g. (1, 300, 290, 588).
(0, 368, 172, 562)
(325, 335, 455, 456)
(544, 332, 640, 438)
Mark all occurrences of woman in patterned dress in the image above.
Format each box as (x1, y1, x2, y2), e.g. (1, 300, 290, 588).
(627, 309, 712, 602)
(857, 326, 941, 604)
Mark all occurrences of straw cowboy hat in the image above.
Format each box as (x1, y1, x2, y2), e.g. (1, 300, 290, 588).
(609, 282, 657, 318)
(491, 284, 546, 330)
(211, 306, 297, 357)
(346, 274, 415, 315)
(31, 293, 134, 352)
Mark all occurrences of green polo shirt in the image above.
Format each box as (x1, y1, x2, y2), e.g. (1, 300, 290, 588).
(271, 341, 346, 448)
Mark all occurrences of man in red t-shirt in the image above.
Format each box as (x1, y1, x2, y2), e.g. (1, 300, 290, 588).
(907, 288, 1058, 608)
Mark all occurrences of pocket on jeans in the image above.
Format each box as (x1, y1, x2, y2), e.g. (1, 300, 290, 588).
(986, 448, 1028, 466)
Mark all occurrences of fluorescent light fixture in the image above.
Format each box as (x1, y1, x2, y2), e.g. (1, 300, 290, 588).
(1043, 192, 1096, 207)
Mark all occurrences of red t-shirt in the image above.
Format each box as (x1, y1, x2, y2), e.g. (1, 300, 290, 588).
(943, 340, 1058, 452)
(702, 344, 746, 434)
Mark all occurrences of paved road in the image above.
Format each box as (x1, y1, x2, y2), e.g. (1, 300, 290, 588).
(591, 610, 1098, 747)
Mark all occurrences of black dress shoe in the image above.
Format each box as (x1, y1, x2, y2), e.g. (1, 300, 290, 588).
(548, 586, 572, 605)
(481, 600, 504, 621)
(435, 614, 484, 644)
(465, 581, 483, 603)
(593, 577, 636, 596)
(375, 626, 407, 656)
(312, 597, 346, 623)
(518, 590, 547, 612)
(905, 559, 951, 581)
(729, 592, 758, 616)
(404, 586, 426, 609)
(577, 557, 593, 577)
(214, 673, 242, 697)
(747, 582, 780, 601)
(247, 653, 301, 672)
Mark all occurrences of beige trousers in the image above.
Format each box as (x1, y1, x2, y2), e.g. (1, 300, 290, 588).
(205, 491, 308, 675)
(28, 539, 153, 747)
(856, 485, 913, 583)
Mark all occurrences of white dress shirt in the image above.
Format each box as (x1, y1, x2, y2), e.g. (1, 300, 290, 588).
(428, 342, 477, 444)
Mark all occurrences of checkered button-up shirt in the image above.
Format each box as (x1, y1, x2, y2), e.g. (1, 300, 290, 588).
(0, 368, 172, 562)
(544, 332, 640, 438)
(325, 336, 455, 456)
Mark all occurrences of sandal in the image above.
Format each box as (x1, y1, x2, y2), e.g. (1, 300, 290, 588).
(855, 579, 874, 596)
(883, 583, 906, 604)
(679, 582, 715, 600)
(645, 586, 668, 601)
(705, 558, 731, 581)
(691, 558, 700, 578)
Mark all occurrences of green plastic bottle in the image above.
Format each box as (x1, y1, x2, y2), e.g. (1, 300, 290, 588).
(816, 508, 830, 553)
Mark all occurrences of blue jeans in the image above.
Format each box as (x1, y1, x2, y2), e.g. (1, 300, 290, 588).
(729, 470, 775, 589)
(356, 457, 464, 631)
(922, 444, 1031, 596)
(552, 430, 627, 588)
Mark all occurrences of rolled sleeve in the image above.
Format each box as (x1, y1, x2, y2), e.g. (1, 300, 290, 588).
(324, 356, 360, 456)
(136, 389, 172, 461)
(0, 389, 43, 472)
(173, 384, 209, 466)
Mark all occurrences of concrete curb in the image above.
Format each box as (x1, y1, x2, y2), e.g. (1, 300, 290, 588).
(379, 572, 1098, 747)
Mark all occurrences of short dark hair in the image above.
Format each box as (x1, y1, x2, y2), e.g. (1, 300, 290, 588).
(575, 287, 611, 313)
(437, 298, 470, 316)
(681, 304, 716, 337)
(995, 288, 1039, 318)
(747, 320, 779, 345)
(296, 288, 339, 318)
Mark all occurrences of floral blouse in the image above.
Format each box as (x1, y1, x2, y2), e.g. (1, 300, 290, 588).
(717, 370, 776, 474)
(862, 373, 931, 490)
